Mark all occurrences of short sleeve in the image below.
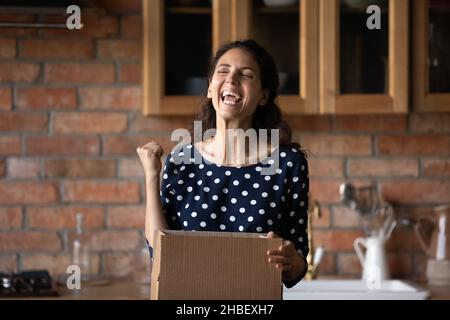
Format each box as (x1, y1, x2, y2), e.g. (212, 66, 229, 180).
(160, 154, 182, 230)
(280, 150, 309, 287)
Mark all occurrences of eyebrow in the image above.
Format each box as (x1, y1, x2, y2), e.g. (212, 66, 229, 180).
(217, 64, 256, 72)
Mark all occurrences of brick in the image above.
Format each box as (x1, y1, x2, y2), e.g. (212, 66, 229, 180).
(122, 15, 142, 38)
(382, 180, 450, 205)
(338, 253, 362, 276)
(0, 207, 22, 229)
(287, 115, 332, 132)
(0, 255, 18, 273)
(387, 253, 413, 278)
(0, 232, 61, 252)
(108, 205, 145, 228)
(422, 159, 450, 177)
(63, 181, 140, 204)
(0, 182, 59, 204)
(104, 136, 175, 156)
(0, 112, 48, 133)
(44, 63, 115, 84)
(79, 87, 141, 110)
(332, 205, 361, 228)
(0, 136, 21, 156)
(311, 205, 331, 228)
(0, 14, 37, 37)
(22, 254, 70, 276)
(378, 135, 450, 156)
(119, 158, 144, 178)
(103, 252, 150, 278)
(20, 39, 94, 59)
(44, 159, 115, 178)
(301, 135, 372, 156)
(0, 159, 4, 177)
(308, 158, 344, 178)
(7, 158, 40, 178)
(120, 63, 141, 83)
(40, 15, 118, 38)
(412, 254, 427, 282)
(131, 115, 193, 132)
(53, 112, 128, 134)
(26, 136, 99, 156)
(410, 114, 450, 133)
(314, 252, 336, 275)
(335, 115, 407, 132)
(16, 87, 76, 110)
(0, 87, 12, 110)
(348, 158, 419, 177)
(0, 39, 16, 58)
(89, 230, 140, 251)
(0, 62, 40, 83)
(22, 254, 100, 276)
(385, 228, 422, 253)
(309, 180, 343, 204)
(98, 39, 140, 60)
(27, 206, 104, 229)
(313, 230, 363, 251)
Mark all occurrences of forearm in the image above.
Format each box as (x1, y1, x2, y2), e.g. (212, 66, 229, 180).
(145, 175, 168, 248)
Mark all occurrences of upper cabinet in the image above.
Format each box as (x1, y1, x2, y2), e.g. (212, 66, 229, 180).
(320, 0, 408, 114)
(413, 0, 450, 112)
(231, 0, 319, 114)
(143, 0, 449, 115)
(142, 0, 232, 116)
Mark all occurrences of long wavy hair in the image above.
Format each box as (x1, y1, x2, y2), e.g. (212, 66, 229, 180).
(191, 39, 301, 150)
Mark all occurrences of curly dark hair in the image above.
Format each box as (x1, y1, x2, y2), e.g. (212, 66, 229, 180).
(190, 39, 301, 149)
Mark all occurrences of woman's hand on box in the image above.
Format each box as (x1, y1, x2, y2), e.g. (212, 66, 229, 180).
(266, 231, 306, 283)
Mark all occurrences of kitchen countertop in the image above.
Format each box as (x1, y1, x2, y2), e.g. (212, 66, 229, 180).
(7, 277, 450, 300)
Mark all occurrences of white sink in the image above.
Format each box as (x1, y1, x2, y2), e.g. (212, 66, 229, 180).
(283, 280, 429, 300)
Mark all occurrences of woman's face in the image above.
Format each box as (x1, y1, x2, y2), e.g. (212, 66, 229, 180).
(207, 48, 268, 123)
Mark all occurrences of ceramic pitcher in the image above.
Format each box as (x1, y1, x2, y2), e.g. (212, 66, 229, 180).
(414, 204, 450, 260)
(354, 236, 389, 281)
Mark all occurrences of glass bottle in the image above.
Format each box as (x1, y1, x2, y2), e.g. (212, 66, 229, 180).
(71, 213, 92, 283)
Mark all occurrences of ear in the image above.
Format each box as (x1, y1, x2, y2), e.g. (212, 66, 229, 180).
(207, 81, 212, 99)
(258, 90, 269, 106)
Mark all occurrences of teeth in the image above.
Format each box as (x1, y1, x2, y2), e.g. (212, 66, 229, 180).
(221, 90, 242, 99)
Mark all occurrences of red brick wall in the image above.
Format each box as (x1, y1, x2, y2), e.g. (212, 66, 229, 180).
(1, 3, 449, 282)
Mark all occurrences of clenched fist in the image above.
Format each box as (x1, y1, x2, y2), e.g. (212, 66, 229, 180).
(136, 141, 164, 180)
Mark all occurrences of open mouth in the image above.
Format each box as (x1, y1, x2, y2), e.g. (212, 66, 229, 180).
(221, 90, 243, 105)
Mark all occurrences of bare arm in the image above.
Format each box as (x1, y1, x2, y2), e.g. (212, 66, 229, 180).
(137, 142, 168, 248)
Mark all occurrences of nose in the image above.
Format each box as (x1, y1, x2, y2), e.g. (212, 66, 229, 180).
(225, 71, 239, 84)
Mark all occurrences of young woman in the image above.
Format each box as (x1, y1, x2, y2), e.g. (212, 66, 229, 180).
(137, 40, 309, 288)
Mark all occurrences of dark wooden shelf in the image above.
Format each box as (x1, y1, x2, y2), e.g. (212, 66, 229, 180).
(166, 6, 211, 15)
(256, 5, 298, 14)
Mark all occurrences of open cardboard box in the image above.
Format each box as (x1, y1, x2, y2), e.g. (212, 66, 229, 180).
(151, 230, 283, 300)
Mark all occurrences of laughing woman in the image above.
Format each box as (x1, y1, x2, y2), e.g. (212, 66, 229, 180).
(137, 40, 309, 287)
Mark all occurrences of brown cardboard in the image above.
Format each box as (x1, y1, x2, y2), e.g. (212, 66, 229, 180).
(150, 230, 282, 300)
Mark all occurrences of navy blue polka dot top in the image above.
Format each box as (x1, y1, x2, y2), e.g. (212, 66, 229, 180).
(160, 143, 310, 259)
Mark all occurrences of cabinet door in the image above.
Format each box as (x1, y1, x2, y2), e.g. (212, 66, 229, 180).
(320, 0, 408, 114)
(142, 0, 232, 116)
(413, 0, 450, 112)
(231, 0, 319, 114)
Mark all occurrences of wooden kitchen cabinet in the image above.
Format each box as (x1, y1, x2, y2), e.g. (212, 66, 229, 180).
(320, 0, 409, 114)
(142, 0, 232, 115)
(413, 0, 450, 112)
(142, 0, 410, 116)
(230, 0, 319, 114)
(142, 0, 319, 116)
